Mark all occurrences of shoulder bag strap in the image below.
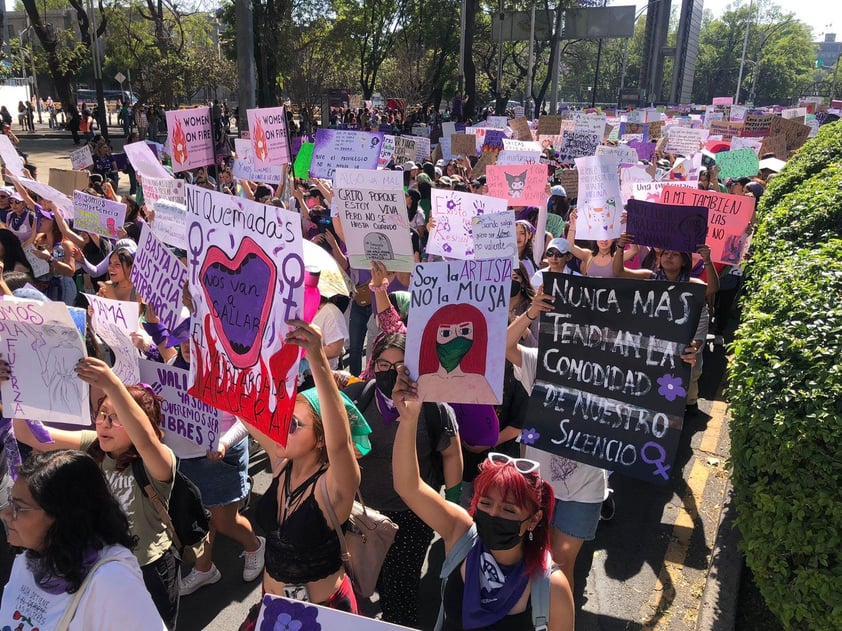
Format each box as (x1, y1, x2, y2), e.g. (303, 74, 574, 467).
(130, 460, 180, 550)
(54, 556, 123, 631)
(434, 524, 478, 631)
(530, 565, 552, 631)
(318, 474, 352, 570)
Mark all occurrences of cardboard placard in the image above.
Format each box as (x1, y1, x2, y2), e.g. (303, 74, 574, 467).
(49, 168, 90, 197)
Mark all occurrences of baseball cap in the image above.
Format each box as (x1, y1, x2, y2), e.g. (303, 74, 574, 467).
(546, 238, 571, 255)
(550, 184, 567, 197)
(402, 161, 418, 171)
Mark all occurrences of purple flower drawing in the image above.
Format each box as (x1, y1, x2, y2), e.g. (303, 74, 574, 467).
(260, 595, 321, 631)
(521, 427, 541, 445)
(657, 374, 686, 402)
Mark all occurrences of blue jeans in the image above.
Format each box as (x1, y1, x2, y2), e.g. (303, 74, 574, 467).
(348, 301, 372, 376)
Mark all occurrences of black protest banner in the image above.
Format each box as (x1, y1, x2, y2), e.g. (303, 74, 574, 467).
(626, 198, 709, 253)
(525, 274, 705, 484)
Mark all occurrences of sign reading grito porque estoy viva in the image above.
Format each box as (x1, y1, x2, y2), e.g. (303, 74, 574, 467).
(166, 107, 214, 173)
(525, 274, 705, 485)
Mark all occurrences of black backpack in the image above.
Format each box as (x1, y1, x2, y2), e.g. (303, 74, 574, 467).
(131, 459, 211, 553)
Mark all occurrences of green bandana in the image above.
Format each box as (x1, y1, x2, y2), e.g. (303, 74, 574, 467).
(436, 336, 473, 373)
(299, 388, 372, 456)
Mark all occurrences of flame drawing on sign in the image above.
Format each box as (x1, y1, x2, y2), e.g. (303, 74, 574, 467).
(253, 117, 269, 162)
(172, 119, 188, 165)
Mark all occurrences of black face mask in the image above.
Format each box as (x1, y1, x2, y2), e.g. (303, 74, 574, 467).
(375, 368, 398, 399)
(474, 507, 526, 550)
(510, 279, 522, 298)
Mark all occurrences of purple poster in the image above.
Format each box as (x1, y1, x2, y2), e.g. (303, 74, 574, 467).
(626, 199, 709, 252)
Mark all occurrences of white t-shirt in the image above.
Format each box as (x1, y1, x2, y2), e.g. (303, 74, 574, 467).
(514, 346, 608, 504)
(311, 302, 349, 370)
(0, 544, 166, 630)
(529, 265, 580, 291)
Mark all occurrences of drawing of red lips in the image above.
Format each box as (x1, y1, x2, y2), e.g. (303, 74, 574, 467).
(200, 237, 277, 369)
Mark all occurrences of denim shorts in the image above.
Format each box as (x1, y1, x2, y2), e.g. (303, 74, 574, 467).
(178, 437, 249, 507)
(552, 498, 602, 541)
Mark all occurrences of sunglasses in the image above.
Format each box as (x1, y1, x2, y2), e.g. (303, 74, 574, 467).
(487, 452, 540, 474)
(546, 250, 567, 258)
(288, 417, 310, 434)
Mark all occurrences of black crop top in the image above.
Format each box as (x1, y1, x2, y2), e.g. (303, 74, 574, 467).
(256, 464, 343, 584)
(442, 566, 534, 631)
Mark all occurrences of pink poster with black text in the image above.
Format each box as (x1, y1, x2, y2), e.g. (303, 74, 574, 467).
(246, 106, 291, 166)
(166, 107, 214, 173)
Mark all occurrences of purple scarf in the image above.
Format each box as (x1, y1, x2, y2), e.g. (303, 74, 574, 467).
(462, 540, 529, 628)
(374, 388, 400, 425)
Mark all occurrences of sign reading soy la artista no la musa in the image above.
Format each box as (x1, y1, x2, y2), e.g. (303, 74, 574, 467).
(525, 274, 705, 485)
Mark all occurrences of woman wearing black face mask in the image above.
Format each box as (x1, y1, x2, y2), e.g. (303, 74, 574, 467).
(392, 369, 574, 630)
(341, 333, 463, 627)
(508, 263, 537, 347)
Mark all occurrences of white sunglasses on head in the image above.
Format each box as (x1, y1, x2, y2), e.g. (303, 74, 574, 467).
(487, 452, 540, 474)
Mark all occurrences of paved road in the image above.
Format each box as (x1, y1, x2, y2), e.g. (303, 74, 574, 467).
(1, 130, 735, 630)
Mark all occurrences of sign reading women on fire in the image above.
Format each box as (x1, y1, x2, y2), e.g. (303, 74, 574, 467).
(524, 273, 706, 484)
(166, 107, 214, 173)
(246, 106, 290, 166)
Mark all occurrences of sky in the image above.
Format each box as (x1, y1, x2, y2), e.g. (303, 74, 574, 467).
(624, 0, 842, 41)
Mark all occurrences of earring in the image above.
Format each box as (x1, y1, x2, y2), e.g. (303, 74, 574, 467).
(528, 530, 534, 542)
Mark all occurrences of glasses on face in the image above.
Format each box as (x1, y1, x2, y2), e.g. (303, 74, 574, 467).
(546, 250, 567, 258)
(374, 358, 403, 372)
(96, 410, 122, 427)
(2, 490, 43, 521)
(487, 452, 540, 474)
(10, 200, 24, 205)
(0, 195, 8, 200)
(288, 417, 310, 435)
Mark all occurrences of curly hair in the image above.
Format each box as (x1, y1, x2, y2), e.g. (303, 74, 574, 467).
(87, 384, 164, 472)
(19, 450, 137, 594)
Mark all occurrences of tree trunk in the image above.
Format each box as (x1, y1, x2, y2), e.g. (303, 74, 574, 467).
(463, 0, 478, 120)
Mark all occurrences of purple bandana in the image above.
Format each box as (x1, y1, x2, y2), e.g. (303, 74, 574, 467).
(462, 540, 528, 628)
(374, 388, 400, 425)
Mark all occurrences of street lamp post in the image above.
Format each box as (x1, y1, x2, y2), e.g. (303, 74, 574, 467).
(21, 24, 42, 124)
(735, 0, 754, 103)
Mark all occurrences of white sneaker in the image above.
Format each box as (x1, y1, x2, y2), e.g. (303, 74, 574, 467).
(241, 535, 266, 582)
(180, 564, 221, 596)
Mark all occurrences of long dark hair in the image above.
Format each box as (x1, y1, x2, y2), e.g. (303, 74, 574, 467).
(0, 229, 34, 276)
(372, 332, 406, 362)
(18, 450, 137, 593)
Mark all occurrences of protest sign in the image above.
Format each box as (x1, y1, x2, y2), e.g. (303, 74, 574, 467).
(631, 179, 698, 202)
(481, 129, 506, 153)
(619, 163, 658, 204)
(0, 298, 90, 425)
(405, 259, 510, 405)
(139, 359, 221, 458)
(377, 135, 396, 168)
(556, 168, 578, 199)
(131, 224, 189, 333)
(647, 120, 665, 141)
(333, 168, 414, 272)
(509, 116, 533, 141)
(470, 150, 497, 178)
(441, 122, 457, 138)
(124, 141, 173, 179)
(712, 96, 733, 105)
(246, 106, 290, 166)
(150, 199, 187, 249)
(85, 294, 140, 384)
(427, 189, 507, 259)
(537, 115, 563, 136)
(557, 114, 606, 162)
(502, 138, 542, 151)
(310, 129, 384, 179)
(232, 139, 284, 185)
(166, 107, 214, 173)
(708, 120, 743, 140)
(69, 144, 94, 170)
(715, 148, 760, 180)
(185, 185, 303, 443)
(742, 113, 773, 138)
(471, 211, 518, 263)
(0, 134, 26, 178)
(487, 116, 508, 129)
(729, 136, 763, 155)
(665, 127, 708, 155)
(256, 595, 412, 630)
(72, 190, 127, 238)
(595, 143, 638, 164)
(496, 149, 543, 165)
(626, 198, 708, 252)
(49, 168, 90, 197)
(769, 116, 810, 152)
(729, 105, 748, 122)
(524, 273, 705, 484)
(759, 135, 787, 160)
(412, 136, 431, 162)
(486, 164, 548, 207)
(293, 142, 314, 179)
(574, 155, 623, 239)
(143, 176, 186, 206)
(627, 139, 656, 163)
(16, 177, 74, 219)
(450, 133, 477, 157)
(438, 136, 453, 161)
(780, 107, 807, 123)
(660, 185, 755, 264)
(703, 111, 724, 129)
(23, 245, 49, 278)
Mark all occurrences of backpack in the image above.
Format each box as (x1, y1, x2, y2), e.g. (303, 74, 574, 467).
(131, 459, 211, 556)
(346, 380, 451, 490)
(434, 525, 551, 631)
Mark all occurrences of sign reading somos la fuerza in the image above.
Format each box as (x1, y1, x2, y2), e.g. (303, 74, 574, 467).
(525, 273, 705, 485)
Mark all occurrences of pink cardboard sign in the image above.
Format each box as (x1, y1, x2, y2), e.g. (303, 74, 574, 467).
(166, 107, 214, 173)
(246, 106, 290, 166)
(486, 164, 548, 207)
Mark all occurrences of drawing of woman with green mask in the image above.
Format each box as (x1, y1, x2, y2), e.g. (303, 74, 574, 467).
(416, 303, 498, 404)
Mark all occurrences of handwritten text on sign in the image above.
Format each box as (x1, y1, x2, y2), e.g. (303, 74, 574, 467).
(72, 190, 127, 238)
(526, 274, 705, 484)
(309, 129, 384, 179)
(131, 224, 189, 334)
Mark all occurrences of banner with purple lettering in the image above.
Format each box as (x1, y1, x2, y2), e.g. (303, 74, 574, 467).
(131, 224, 189, 334)
(85, 294, 140, 384)
(138, 359, 221, 458)
(310, 129, 385, 179)
(72, 190, 127, 238)
(166, 107, 214, 173)
(256, 595, 412, 630)
(184, 185, 303, 445)
(626, 198, 709, 252)
(0, 298, 90, 425)
(525, 274, 705, 484)
(426, 189, 507, 259)
(405, 260, 511, 405)
(246, 106, 290, 166)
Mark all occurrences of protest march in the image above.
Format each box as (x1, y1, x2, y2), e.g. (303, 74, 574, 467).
(0, 93, 823, 631)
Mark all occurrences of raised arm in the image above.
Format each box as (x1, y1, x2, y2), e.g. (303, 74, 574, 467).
(52, 206, 85, 248)
(613, 233, 652, 279)
(565, 209, 593, 263)
(506, 292, 553, 367)
(697, 244, 719, 297)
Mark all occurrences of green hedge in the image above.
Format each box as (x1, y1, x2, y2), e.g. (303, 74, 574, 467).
(729, 120, 842, 630)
